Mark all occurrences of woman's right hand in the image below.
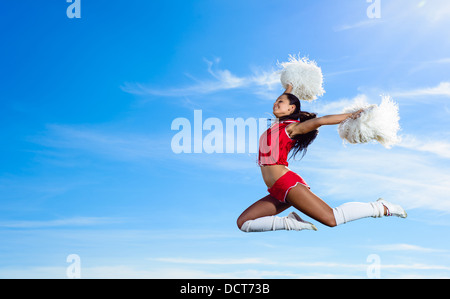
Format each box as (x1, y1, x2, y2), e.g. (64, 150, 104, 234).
(350, 109, 365, 119)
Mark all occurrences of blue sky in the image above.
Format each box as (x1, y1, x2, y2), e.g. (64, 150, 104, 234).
(1, 0, 450, 278)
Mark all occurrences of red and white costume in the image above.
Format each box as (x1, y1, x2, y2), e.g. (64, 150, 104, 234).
(258, 120, 309, 203)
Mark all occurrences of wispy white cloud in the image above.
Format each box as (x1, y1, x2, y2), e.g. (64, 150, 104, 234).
(324, 67, 373, 78)
(151, 257, 271, 265)
(151, 254, 450, 271)
(389, 0, 450, 25)
(30, 124, 168, 162)
(289, 261, 450, 271)
(333, 19, 384, 32)
(370, 243, 448, 253)
(399, 134, 450, 159)
(121, 58, 281, 99)
(392, 82, 450, 98)
(307, 94, 369, 115)
(0, 217, 122, 229)
(408, 57, 450, 74)
(415, 0, 450, 24)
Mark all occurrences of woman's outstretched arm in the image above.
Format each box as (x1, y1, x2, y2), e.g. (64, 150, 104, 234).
(287, 110, 364, 136)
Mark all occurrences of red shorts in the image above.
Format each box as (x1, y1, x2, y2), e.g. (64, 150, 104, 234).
(268, 171, 310, 203)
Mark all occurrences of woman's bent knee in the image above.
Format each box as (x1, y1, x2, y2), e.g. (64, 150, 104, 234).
(322, 215, 337, 228)
(236, 216, 246, 230)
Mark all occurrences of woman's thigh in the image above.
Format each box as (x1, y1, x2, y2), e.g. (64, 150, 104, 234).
(286, 184, 337, 227)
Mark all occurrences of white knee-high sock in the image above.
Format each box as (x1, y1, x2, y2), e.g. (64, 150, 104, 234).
(333, 202, 384, 226)
(240, 213, 316, 232)
(240, 216, 287, 232)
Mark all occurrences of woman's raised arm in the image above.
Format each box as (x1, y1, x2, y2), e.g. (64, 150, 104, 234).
(284, 84, 293, 95)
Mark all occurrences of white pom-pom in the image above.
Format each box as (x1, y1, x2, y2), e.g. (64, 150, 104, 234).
(338, 95, 401, 148)
(279, 54, 325, 101)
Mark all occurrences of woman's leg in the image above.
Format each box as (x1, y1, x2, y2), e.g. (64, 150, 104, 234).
(286, 184, 406, 227)
(285, 184, 339, 227)
(237, 195, 317, 232)
(286, 184, 385, 227)
(237, 195, 290, 229)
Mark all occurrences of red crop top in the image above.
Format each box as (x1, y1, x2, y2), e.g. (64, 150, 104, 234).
(258, 120, 299, 167)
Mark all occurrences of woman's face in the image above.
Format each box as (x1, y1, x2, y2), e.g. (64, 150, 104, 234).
(273, 95, 296, 118)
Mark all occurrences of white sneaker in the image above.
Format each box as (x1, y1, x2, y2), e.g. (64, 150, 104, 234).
(377, 198, 407, 218)
(285, 212, 318, 231)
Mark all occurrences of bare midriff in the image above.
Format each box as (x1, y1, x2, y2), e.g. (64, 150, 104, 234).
(260, 165, 291, 189)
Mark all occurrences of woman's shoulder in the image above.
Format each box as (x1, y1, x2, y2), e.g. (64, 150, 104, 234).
(282, 120, 300, 130)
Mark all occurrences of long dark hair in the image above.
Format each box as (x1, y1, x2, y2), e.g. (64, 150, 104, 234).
(278, 93, 318, 160)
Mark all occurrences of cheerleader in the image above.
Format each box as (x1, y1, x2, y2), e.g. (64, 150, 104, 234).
(237, 84, 407, 232)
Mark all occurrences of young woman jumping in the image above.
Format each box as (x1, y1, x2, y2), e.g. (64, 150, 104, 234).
(237, 85, 407, 233)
